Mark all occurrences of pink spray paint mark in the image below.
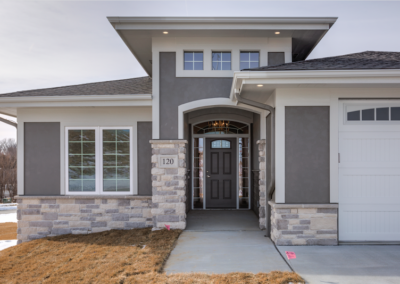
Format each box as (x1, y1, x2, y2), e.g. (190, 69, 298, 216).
(285, 251, 296, 260)
(165, 224, 170, 231)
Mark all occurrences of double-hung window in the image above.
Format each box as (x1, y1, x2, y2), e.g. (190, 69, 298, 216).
(66, 127, 133, 195)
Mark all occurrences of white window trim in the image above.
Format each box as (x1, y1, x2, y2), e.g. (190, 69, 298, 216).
(65, 126, 134, 195)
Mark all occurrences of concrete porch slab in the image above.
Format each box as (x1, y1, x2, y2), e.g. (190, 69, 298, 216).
(164, 210, 291, 274)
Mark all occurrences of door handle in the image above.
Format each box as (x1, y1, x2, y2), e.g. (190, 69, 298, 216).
(207, 175, 211, 178)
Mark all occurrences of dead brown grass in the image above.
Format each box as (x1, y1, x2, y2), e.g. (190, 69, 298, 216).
(0, 228, 304, 284)
(0, 223, 17, 240)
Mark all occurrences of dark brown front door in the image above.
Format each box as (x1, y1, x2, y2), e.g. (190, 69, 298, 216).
(205, 138, 237, 208)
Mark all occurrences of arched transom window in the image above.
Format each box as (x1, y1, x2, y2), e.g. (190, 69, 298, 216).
(193, 120, 249, 135)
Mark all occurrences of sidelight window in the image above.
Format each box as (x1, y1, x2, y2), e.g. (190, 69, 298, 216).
(66, 127, 133, 195)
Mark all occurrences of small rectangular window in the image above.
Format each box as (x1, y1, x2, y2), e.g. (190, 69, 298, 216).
(240, 51, 259, 70)
(391, 107, 400, 120)
(362, 109, 375, 121)
(184, 51, 203, 70)
(376, 107, 389, 121)
(68, 129, 96, 192)
(212, 52, 231, 70)
(347, 110, 360, 121)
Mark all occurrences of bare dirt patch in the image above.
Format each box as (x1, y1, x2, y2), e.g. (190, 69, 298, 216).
(0, 223, 17, 240)
(0, 228, 303, 284)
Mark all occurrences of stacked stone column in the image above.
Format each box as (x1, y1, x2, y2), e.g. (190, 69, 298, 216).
(257, 139, 267, 230)
(150, 140, 187, 230)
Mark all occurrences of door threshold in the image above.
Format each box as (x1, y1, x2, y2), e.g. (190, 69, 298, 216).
(191, 208, 251, 211)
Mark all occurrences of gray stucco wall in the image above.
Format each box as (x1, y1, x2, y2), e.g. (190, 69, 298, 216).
(160, 52, 233, 139)
(285, 106, 330, 204)
(268, 52, 285, 66)
(137, 122, 152, 196)
(24, 122, 60, 195)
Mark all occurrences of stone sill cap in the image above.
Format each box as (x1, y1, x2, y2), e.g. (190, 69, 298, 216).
(268, 201, 338, 209)
(16, 195, 152, 199)
(150, 140, 188, 144)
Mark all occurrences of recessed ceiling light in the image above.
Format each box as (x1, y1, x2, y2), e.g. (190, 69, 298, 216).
(257, 84, 263, 87)
(163, 31, 168, 34)
(275, 31, 280, 35)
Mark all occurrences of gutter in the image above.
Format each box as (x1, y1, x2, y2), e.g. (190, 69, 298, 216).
(235, 92, 275, 234)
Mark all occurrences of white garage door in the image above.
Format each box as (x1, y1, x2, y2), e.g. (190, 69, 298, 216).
(339, 101, 400, 241)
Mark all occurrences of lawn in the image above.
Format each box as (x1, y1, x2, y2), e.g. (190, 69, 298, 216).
(0, 228, 304, 284)
(0, 223, 17, 240)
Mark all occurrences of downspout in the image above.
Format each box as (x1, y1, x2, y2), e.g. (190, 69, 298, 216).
(0, 117, 17, 128)
(235, 92, 275, 234)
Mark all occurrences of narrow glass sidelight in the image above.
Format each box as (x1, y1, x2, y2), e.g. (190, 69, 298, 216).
(193, 138, 204, 208)
(239, 138, 250, 208)
(102, 129, 130, 192)
(68, 129, 96, 192)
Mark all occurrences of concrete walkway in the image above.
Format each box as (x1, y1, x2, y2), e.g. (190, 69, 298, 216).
(164, 210, 291, 274)
(278, 245, 400, 284)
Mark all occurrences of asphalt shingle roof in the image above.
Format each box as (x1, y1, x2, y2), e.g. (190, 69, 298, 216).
(0, 76, 152, 98)
(244, 51, 400, 71)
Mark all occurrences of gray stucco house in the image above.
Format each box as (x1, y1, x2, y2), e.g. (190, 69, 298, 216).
(2, 17, 400, 245)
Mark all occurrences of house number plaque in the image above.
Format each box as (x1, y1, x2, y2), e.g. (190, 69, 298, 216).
(158, 155, 178, 168)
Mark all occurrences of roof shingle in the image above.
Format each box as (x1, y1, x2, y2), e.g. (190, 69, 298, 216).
(0, 76, 152, 98)
(244, 51, 400, 71)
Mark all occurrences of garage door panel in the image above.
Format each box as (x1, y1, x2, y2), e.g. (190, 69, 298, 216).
(339, 169, 400, 201)
(340, 133, 400, 166)
(339, 103, 400, 241)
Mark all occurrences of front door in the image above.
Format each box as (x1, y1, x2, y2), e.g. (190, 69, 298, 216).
(205, 138, 237, 208)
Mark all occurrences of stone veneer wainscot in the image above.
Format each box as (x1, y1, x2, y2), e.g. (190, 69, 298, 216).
(16, 196, 152, 244)
(257, 139, 267, 230)
(150, 140, 187, 230)
(269, 201, 338, 246)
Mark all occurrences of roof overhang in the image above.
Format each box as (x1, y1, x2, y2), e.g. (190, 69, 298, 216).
(0, 94, 152, 117)
(231, 70, 400, 104)
(107, 17, 338, 77)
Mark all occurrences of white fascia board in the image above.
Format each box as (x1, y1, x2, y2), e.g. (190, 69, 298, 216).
(230, 69, 400, 100)
(0, 94, 152, 108)
(108, 16, 337, 27)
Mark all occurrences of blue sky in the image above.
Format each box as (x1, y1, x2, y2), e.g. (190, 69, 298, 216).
(1, 1, 400, 140)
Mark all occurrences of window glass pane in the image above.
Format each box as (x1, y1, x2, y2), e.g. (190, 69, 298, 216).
(249, 62, 259, 68)
(184, 52, 193, 61)
(362, 109, 374, 121)
(68, 129, 96, 192)
(222, 62, 231, 70)
(212, 62, 220, 70)
(221, 52, 231, 61)
(391, 107, 400, 120)
(240, 52, 249, 61)
(347, 110, 360, 121)
(193, 138, 204, 209)
(211, 140, 231, 148)
(102, 129, 130, 192)
(240, 62, 249, 70)
(250, 52, 259, 61)
(184, 62, 193, 70)
(194, 52, 203, 61)
(194, 62, 203, 70)
(376, 107, 389, 121)
(212, 52, 221, 61)
(239, 138, 250, 209)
